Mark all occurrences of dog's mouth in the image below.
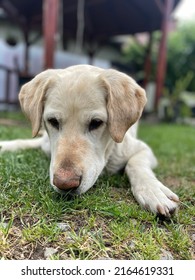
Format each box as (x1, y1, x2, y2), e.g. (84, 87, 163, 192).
(51, 184, 80, 196)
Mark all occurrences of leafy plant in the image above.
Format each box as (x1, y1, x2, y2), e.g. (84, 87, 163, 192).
(121, 22, 195, 92)
(162, 71, 194, 121)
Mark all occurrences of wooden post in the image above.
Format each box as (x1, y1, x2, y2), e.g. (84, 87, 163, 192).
(155, 0, 174, 109)
(143, 33, 153, 89)
(23, 26, 30, 75)
(43, 0, 59, 69)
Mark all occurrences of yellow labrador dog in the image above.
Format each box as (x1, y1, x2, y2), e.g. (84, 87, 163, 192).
(0, 65, 179, 217)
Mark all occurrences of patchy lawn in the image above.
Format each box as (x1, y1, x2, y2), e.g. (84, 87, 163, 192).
(0, 112, 194, 260)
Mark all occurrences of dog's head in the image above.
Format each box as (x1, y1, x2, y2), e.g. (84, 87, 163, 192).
(19, 65, 146, 194)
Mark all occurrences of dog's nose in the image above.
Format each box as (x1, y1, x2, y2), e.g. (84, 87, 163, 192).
(53, 169, 81, 190)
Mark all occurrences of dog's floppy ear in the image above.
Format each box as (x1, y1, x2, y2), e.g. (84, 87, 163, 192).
(99, 69, 147, 143)
(19, 70, 56, 137)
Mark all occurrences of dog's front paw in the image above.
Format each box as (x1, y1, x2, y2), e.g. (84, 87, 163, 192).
(132, 182, 179, 217)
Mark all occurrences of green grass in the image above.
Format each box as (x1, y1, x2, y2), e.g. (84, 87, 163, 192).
(0, 114, 194, 260)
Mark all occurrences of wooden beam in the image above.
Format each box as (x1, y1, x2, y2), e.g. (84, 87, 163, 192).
(0, 0, 26, 26)
(63, 0, 105, 15)
(43, 0, 59, 69)
(155, 0, 174, 109)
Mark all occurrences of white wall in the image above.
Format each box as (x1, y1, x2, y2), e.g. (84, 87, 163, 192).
(0, 39, 110, 106)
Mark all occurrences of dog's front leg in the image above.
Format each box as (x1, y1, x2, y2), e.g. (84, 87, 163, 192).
(0, 132, 50, 155)
(125, 141, 179, 217)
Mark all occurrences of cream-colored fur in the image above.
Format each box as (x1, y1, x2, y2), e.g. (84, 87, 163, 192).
(0, 65, 179, 217)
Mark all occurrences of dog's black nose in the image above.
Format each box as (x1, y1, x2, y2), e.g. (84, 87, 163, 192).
(53, 168, 81, 190)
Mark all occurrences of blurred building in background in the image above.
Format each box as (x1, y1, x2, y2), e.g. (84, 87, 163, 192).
(0, 0, 180, 111)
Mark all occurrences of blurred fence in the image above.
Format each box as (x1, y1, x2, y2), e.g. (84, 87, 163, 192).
(0, 64, 19, 110)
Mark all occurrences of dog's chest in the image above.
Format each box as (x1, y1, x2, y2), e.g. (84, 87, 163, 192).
(105, 142, 129, 174)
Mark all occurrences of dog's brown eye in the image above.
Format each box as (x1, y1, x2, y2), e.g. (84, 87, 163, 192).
(48, 118, 59, 130)
(89, 119, 103, 131)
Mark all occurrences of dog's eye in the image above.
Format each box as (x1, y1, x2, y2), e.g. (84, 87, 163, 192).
(89, 119, 103, 131)
(48, 118, 59, 130)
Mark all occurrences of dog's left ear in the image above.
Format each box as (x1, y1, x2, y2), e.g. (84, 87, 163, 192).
(19, 70, 57, 137)
(99, 69, 147, 143)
